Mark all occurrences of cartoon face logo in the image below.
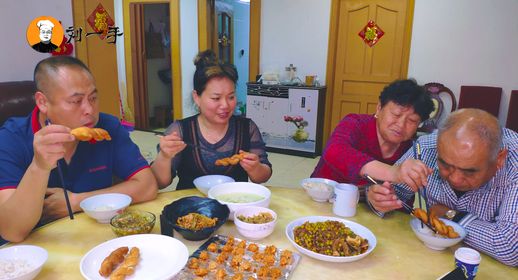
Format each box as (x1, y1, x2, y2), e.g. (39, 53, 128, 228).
(38, 20, 54, 42)
(26, 16, 64, 53)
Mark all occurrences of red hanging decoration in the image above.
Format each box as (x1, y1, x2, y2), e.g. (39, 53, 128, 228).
(87, 3, 114, 40)
(358, 20, 385, 47)
(51, 35, 73, 56)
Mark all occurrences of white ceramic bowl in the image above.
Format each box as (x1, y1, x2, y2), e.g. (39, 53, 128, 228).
(285, 216, 377, 263)
(79, 193, 132, 223)
(0, 245, 48, 280)
(208, 182, 271, 220)
(193, 175, 235, 195)
(233, 206, 277, 240)
(300, 178, 338, 202)
(410, 218, 466, 250)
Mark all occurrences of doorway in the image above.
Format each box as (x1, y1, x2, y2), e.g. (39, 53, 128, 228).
(129, 2, 172, 130)
(323, 0, 414, 143)
(200, 0, 256, 111)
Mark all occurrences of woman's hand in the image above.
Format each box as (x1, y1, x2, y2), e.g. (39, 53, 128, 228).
(394, 159, 433, 192)
(157, 132, 187, 160)
(366, 182, 403, 213)
(239, 150, 261, 172)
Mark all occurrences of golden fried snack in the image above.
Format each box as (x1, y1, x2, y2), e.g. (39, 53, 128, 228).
(199, 250, 209, 261)
(207, 242, 218, 253)
(71, 127, 112, 141)
(413, 208, 429, 224)
(215, 151, 249, 166)
(414, 209, 460, 238)
(193, 267, 209, 277)
(99, 247, 129, 277)
(110, 247, 140, 280)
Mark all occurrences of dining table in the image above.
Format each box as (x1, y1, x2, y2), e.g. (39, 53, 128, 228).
(2, 187, 515, 279)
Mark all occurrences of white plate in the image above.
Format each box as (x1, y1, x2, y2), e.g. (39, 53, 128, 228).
(285, 216, 377, 263)
(80, 234, 188, 280)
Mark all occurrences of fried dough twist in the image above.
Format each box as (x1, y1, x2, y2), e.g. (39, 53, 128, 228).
(215, 151, 248, 166)
(110, 247, 140, 280)
(71, 127, 112, 142)
(99, 247, 129, 277)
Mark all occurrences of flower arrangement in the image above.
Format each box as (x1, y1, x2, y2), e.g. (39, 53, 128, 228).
(284, 115, 308, 129)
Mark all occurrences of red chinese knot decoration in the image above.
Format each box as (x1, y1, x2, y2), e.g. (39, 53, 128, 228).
(358, 20, 384, 47)
(87, 3, 114, 39)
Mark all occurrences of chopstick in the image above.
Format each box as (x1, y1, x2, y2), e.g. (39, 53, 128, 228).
(416, 142, 430, 211)
(364, 174, 436, 233)
(45, 119, 74, 220)
(155, 132, 212, 152)
(413, 141, 424, 228)
(364, 175, 415, 213)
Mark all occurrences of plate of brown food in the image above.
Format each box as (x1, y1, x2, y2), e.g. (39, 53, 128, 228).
(173, 235, 301, 279)
(285, 216, 376, 263)
(80, 234, 188, 280)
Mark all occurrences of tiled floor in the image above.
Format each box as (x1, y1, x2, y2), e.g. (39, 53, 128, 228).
(129, 130, 320, 191)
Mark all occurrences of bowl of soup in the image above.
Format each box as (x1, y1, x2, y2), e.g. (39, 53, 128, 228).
(208, 182, 271, 220)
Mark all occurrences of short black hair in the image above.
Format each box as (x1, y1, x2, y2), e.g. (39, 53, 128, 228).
(192, 50, 238, 96)
(34, 56, 91, 92)
(379, 79, 435, 121)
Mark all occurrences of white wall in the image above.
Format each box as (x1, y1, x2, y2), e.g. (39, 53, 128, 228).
(408, 0, 518, 125)
(260, 0, 331, 83)
(0, 0, 73, 82)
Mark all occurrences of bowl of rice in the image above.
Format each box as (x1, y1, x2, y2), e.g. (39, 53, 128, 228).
(0, 245, 47, 280)
(300, 178, 338, 202)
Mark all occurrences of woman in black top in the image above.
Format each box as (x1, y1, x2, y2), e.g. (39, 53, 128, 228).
(151, 50, 272, 190)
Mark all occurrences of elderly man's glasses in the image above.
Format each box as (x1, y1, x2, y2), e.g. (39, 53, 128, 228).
(40, 30, 52, 35)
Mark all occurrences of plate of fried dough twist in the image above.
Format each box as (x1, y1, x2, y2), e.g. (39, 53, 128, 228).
(80, 234, 188, 280)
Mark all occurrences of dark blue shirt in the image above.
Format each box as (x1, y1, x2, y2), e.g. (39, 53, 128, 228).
(0, 108, 149, 193)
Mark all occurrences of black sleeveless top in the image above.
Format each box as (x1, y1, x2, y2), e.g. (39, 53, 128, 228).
(175, 115, 251, 190)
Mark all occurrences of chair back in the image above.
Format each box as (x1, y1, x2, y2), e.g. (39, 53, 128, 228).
(418, 82, 456, 133)
(506, 90, 518, 132)
(458, 85, 502, 117)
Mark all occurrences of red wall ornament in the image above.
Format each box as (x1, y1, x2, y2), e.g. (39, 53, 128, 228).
(87, 3, 115, 40)
(358, 20, 384, 47)
(51, 35, 74, 56)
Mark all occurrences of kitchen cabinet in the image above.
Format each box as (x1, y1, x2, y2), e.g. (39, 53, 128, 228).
(246, 83, 326, 157)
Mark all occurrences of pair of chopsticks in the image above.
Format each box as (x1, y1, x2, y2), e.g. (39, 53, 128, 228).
(365, 174, 437, 233)
(414, 141, 430, 229)
(45, 119, 74, 220)
(155, 132, 211, 152)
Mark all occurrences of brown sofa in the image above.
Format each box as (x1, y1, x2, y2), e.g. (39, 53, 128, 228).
(0, 81, 37, 126)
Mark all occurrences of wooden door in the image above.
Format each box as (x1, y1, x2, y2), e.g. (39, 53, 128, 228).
(72, 0, 120, 117)
(326, 0, 414, 134)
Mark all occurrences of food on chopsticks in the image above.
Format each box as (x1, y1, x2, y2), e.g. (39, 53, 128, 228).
(71, 127, 112, 141)
(110, 247, 140, 280)
(237, 212, 274, 224)
(413, 208, 460, 238)
(99, 247, 128, 277)
(215, 151, 248, 166)
(99, 246, 140, 280)
(177, 213, 218, 231)
(293, 220, 369, 257)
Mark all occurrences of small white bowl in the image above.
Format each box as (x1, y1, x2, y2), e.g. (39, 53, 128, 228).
(234, 206, 277, 240)
(193, 175, 235, 195)
(208, 182, 271, 220)
(79, 193, 132, 223)
(0, 245, 48, 280)
(300, 178, 338, 202)
(410, 218, 466, 250)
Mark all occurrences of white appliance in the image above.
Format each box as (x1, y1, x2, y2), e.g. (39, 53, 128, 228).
(246, 84, 326, 157)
